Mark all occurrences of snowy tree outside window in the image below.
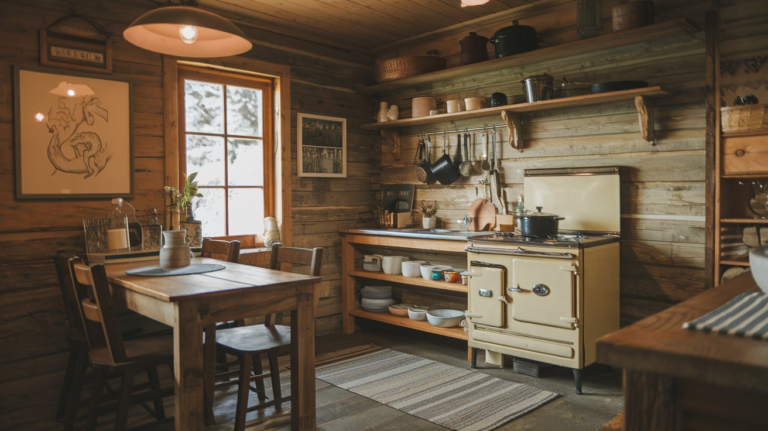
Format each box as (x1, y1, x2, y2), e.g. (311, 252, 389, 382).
(181, 72, 271, 237)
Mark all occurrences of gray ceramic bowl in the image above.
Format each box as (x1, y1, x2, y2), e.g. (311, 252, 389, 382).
(426, 309, 464, 327)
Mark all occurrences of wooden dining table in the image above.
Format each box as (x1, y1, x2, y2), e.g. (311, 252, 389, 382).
(596, 273, 768, 431)
(103, 257, 320, 431)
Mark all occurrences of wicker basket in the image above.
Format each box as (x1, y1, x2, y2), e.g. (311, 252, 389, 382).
(721, 104, 768, 133)
(373, 55, 447, 84)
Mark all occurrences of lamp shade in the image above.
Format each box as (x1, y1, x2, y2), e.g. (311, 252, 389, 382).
(461, 0, 490, 6)
(123, 6, 252, 58)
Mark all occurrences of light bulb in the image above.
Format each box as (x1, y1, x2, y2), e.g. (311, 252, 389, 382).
(35, 113, 45, 122)
(67, 89, 75, 96)
(179, 25, 198, 44)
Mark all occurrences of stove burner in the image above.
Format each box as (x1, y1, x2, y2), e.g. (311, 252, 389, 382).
(492, 231, 587, 243)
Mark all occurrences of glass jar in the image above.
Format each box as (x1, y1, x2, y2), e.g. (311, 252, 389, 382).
(105, 198, 135, 252)
(577, 0, 602, 39)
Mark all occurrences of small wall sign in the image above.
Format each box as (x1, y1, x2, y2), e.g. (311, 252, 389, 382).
(39, 14, 112, 74)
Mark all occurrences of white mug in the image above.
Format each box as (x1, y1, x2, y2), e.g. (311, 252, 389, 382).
(446, 99, 463, 113)
(464, 96, 486, 111)
(382, 256, 408, 274)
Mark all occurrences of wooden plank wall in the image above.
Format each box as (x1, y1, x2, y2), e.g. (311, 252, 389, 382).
(372, 0, 722, 326)
(0, 0, 377, 429)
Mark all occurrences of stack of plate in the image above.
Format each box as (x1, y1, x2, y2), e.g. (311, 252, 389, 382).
(361, 286, 395, 312)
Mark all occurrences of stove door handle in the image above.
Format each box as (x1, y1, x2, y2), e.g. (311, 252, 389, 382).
(559, 265, 577, 272)
(498, 295, 510, 304)
(465, 312, 483, 319)
(508, 284, 527, 293)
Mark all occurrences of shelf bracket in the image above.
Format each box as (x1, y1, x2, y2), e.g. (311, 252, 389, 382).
(500, 110, 523, 152)
(381, 129, 401, 160)
(635, 96, 656, 144)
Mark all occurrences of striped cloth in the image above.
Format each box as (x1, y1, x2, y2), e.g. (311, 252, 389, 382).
(316, 349, 558, 431)
(683, 292, 768, 340)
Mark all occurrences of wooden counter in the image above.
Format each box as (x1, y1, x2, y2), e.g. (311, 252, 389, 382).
(596, 273, 768, 431)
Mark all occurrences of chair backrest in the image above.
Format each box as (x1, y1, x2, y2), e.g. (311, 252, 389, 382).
(54, 251, 85, 332)
(266, 244, 323, 325)
(69, 258, 127, 363)
(201, 238, 241, 263)
(269, 244, 323, 277)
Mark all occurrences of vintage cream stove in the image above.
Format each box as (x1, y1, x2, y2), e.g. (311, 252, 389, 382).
(465, 167, 621, 393)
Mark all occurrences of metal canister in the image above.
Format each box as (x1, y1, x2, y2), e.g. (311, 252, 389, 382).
(521, 73, 554, 103)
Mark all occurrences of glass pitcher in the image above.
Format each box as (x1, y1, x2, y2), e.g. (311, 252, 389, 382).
(749, 180, 768, 218)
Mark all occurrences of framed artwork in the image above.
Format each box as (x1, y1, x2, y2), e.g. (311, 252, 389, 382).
(297, 113, 346, 178)
(14, 66, 133, 199)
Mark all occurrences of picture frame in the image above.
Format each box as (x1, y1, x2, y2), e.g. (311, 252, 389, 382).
(14, 66, 133, 200)
(297, 113, 347, 178)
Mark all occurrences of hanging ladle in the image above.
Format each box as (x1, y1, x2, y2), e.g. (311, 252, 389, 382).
(480, 129, 491, 171)
(459, 131, 472, 177)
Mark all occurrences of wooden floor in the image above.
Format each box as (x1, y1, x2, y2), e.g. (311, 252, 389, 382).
(82, 321, 623, 431)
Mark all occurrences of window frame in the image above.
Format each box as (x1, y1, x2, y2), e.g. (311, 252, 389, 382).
(163, 58, 291, 249)
(177, 66, 275, 239)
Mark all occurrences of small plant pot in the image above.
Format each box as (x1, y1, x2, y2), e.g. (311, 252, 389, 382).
(423, 217, 437, 229)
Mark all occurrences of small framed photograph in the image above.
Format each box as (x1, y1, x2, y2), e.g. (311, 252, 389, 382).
(297, 113, 346, 178)
(14, 66, 133, 199)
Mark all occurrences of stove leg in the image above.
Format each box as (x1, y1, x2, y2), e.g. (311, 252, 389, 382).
(471, 348, 478, 369)
(573, 369, 582, 394)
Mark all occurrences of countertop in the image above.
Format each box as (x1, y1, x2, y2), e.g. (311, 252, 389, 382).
(340, 228, 491, 241)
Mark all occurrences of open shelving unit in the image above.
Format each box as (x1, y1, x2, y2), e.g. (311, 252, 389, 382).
(340, 230, 469, 341)
(361, 19, 698, 95)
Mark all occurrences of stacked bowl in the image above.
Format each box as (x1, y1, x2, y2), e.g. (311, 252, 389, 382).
(361, 286, 395, 312)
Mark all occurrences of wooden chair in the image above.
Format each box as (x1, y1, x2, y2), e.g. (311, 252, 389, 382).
(212, 244, 323, 431)
(69, 258, 175, 431)
(54, 251, 144, 430)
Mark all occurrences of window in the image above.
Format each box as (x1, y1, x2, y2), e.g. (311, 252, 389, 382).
(178, 67, 273, 237)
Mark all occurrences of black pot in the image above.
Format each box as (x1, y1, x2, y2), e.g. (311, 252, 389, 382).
(514, 206, 564, 237)
(490, 20, 540, 58)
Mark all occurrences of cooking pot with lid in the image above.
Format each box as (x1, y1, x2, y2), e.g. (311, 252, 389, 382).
(459, 32, 489, 65)
(514, 206, 565, 237)
(490, 20, 540, 58)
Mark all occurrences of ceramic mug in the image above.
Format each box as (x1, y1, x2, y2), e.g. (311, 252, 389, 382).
(446, 99, 463, 113)
(464, 96, 486, 111)
(382, 256, 409, 274)
(402, 260, 426, 277)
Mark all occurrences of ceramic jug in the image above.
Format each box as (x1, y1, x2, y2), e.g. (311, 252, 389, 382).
(159, 230, 191, 269)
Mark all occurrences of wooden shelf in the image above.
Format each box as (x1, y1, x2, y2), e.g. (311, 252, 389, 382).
(350, 270, 468, 293)
(361, 19, 699, 95)
(363, 87, 669, 154)
(361, 87, 669, 130)
(720, 218, 768, 224)
(721, 254, 750, 267)
(349, 308, 468, 340)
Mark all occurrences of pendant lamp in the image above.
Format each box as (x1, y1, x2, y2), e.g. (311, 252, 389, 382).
(461, 0, 490, 6)
(123, 0, 251, 58)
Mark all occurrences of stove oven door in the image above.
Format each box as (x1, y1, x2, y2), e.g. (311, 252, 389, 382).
(467, 262, 507, 328)
(510, 258, 576, 329)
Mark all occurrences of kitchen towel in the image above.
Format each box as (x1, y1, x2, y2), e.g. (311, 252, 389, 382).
(683, 292, 768, 340)
(316, 348, 558, 431)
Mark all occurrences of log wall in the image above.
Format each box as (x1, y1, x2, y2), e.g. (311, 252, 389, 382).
(0, 0, 377, 429)
(370, 0, 726, 327)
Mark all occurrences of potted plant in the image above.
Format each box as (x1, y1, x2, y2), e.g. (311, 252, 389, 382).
(164, 172, 204, 246)
(419, 200, 437, 229)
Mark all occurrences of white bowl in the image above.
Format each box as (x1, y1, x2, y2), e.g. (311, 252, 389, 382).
(408, 307, 429, 320)
(420, 264, 451, 280)
(426, 309, 465, 327)
(361, 286, 392, 299)
(749, 247, 768, 292)
(362, 298, 396, 309)
(402, 260, 426, 277)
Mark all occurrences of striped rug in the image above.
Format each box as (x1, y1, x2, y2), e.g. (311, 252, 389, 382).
(683, 292, 768, 339)
(316, 349, 559, 431)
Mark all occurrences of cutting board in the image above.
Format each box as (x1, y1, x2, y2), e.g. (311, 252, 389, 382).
(467, 198, 496, 231)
